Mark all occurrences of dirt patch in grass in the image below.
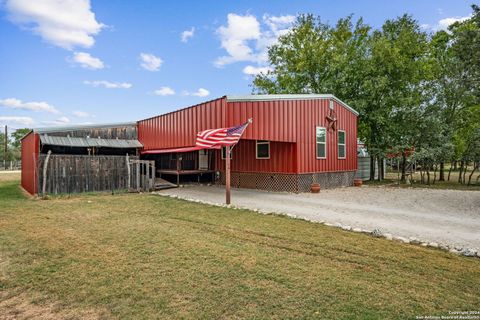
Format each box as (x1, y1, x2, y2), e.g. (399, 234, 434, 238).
(0, 292, 105, 320)
(1, 177, 479, 319)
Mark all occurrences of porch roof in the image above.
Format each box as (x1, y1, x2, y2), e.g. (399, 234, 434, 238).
(141, 145, 219, 154)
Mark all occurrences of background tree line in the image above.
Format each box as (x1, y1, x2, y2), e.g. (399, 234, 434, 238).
(1, 128, 30, 167)
(252, 5, 480, 185)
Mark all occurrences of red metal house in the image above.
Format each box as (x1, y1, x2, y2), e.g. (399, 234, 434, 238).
(138, 94, 358, 192)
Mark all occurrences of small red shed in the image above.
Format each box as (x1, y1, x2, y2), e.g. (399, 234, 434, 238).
(138, 94, 358, 192)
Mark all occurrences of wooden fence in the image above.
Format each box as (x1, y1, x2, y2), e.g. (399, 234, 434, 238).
(1, 160, 21, 171)
(37, 153, 155, 195)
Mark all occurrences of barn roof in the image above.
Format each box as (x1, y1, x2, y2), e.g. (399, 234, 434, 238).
(33, 122, 137, 134)
(226, 94, 359, 116)
(20, 122, 137, 141)
(39, 134, 142, 148)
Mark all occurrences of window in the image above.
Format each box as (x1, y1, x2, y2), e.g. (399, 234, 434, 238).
(316, 127, 327, 159)
(256, 140, 270, 159)
(221, 146, 233, 159)
(338, 130, 346, 159)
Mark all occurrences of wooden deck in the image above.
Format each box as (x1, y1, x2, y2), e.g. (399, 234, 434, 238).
(157, 169, 215, 186)
(157, 169, 215, 175)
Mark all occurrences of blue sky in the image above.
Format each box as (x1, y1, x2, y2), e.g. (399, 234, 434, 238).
(0, 0, 475, 130)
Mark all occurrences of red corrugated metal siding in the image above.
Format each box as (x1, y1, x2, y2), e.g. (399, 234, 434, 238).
(216, 140, 296, 173)
(226, 100, 296, 142)
(21, 132, 39, 195)
(295, 99, 357, 173)
(138, 97, 227, 150)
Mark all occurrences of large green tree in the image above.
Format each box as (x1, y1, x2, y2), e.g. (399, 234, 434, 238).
(253, 14, 430, 181)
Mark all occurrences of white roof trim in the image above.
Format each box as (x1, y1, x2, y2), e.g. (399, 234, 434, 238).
(226, 94, 359, 116)
(33, 122, 137, 134)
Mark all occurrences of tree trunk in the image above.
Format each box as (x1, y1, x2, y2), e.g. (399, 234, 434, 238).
(458, 161, 464, 184)
(453, 160, 457, 170)
(400, 153, 406, 183)
(426, 166, 430, 185)
(377, 157, 384, 181)
(447, 161, 453, 181)
(439, 162, 445, 181)
(433, 164, 438, 184)
(420, 166, 424, 184)
(370, 156, 376, 181)
(463, 163, 468, 184)
(467, 162, 478, 185)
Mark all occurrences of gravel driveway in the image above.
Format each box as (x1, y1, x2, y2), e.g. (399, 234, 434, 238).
(159, 185, 480, 250)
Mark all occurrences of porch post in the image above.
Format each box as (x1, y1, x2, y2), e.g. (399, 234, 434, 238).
(225, 146, 231, 205)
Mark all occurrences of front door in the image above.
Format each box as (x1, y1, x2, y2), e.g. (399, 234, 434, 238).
(199, 150, 208, 170)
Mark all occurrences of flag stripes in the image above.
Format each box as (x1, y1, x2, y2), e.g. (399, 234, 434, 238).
(195, 120, 249, 149)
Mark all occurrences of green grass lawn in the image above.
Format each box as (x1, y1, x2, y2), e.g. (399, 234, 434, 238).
(1, 174, 479, 319)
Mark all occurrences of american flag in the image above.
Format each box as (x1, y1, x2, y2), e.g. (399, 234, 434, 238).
(196, 120, 251, 149)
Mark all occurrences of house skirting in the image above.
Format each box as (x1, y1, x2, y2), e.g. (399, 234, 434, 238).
(218, 171, 355, 193)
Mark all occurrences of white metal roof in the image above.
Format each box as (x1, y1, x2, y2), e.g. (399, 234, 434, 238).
(226, 94, 359, 116)
(39, 135, 142, 148)
(33, 122, 137, 134)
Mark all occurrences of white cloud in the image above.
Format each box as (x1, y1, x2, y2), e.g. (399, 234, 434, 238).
(83, 80, 132, 89)
(0, 97, 59, 113)
(181, 27, 195, 42)
(72, 110, 93, 118)
(215, 14, 261, 67)
(437, 16, 470, 30)
(55, 116, 70, 124)
(71, 52, 104, 69)
(215, 13, 295, 66)
(139, 53, 163, 71)
(41, 116, 71, 126)
(5, 0, 105, 50)
(186, 88, 210, 97)
(423, 15, 471, 32)
(0, 116, 34, 126)
(153, 86, 175, 96)
(263, 14, 296, 35)
(215, 13, 295, 70)
(243, 65, 272, 76)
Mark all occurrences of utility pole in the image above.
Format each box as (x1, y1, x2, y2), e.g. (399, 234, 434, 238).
(4, 125, 7, 170)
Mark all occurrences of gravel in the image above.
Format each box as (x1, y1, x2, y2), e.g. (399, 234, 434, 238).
(158, 185, 480, 251)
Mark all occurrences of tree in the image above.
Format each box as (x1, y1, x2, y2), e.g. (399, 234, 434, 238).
(11, 128, 31, 149)
(449, 4, 480, 100)
(362, 15, 430, 181)
(453, 104, 480, 184)
(253, 14, 371, 105)
(426, 5, 480, 181)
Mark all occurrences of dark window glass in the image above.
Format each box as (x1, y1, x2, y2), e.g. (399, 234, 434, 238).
(316, 127, 326, 158)
(256, 141, 270, 159)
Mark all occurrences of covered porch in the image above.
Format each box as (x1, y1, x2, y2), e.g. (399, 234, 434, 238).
(142, 147, 218, 186)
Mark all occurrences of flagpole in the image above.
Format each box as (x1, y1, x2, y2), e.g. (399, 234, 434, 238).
(225, 145, 231, 205)
(224, 118, 252, 205)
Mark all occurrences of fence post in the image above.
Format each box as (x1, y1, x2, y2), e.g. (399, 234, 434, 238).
(126, 154, 131, 191)
(151, 161, 155, 190)
(42, 150, 52, 196)
(136, 160, 140, 192)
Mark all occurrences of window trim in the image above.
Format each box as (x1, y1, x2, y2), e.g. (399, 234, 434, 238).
(221, 146, 233, 160)
(255, 140, 270, 159)
(315, 126, 327, 159)
(338, 130, 346, 159)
